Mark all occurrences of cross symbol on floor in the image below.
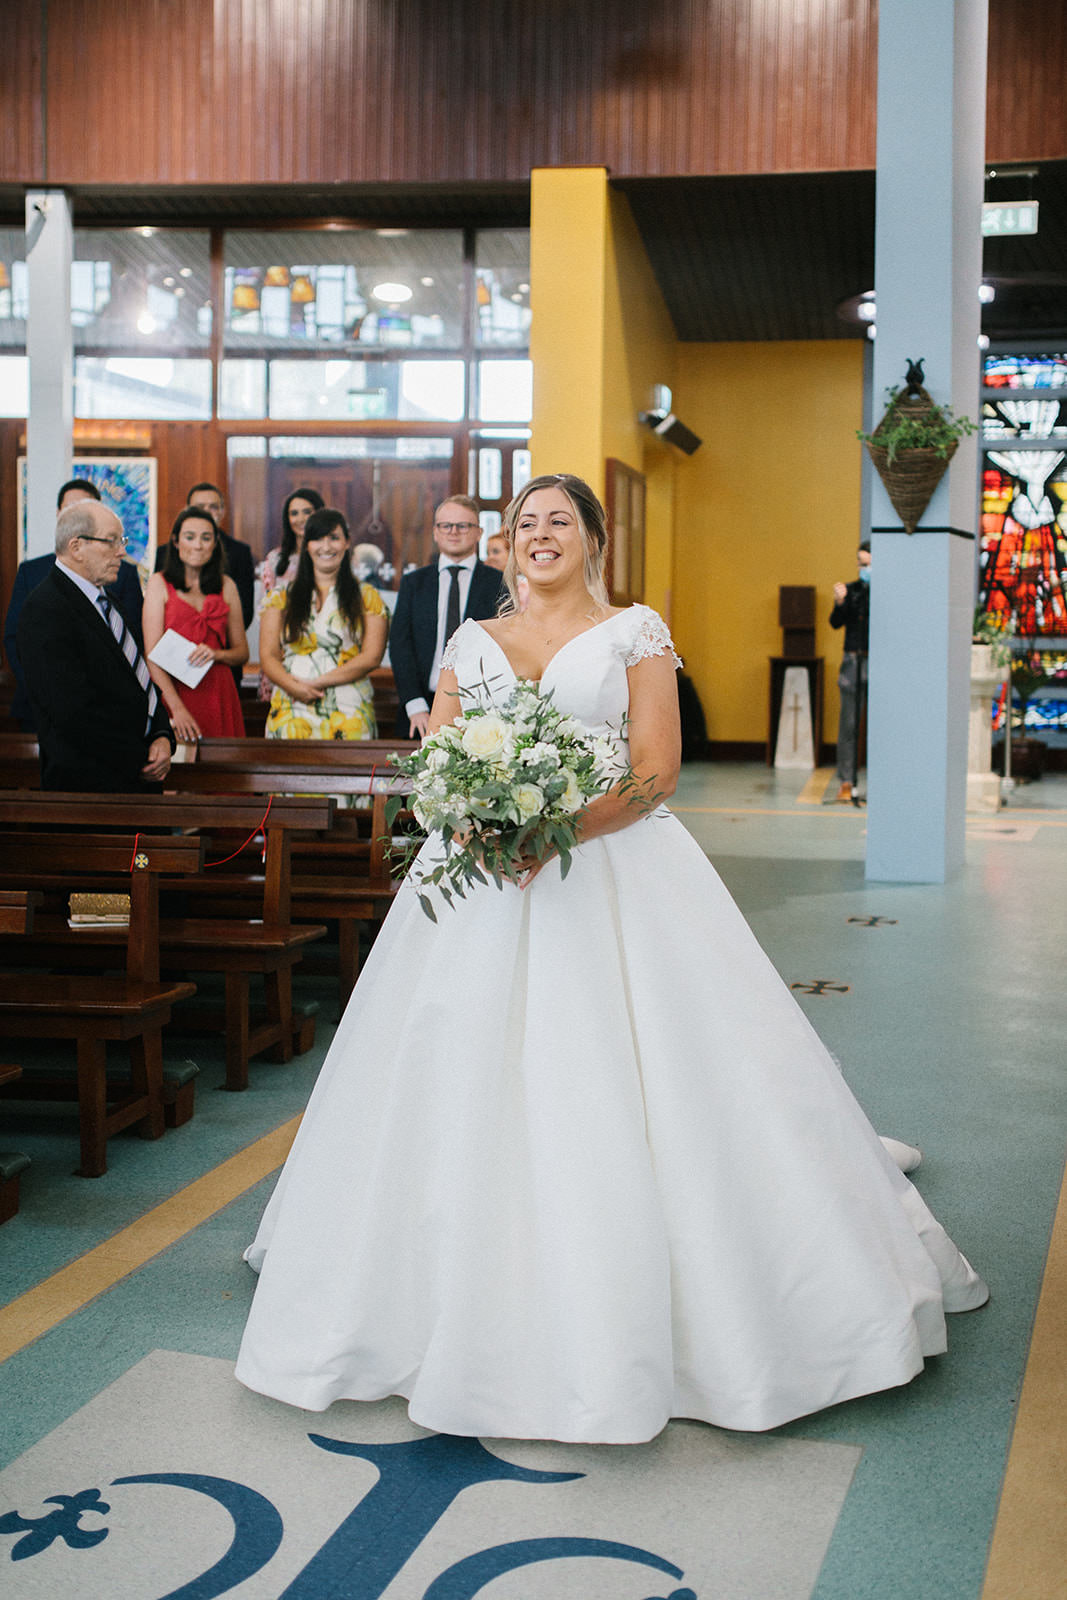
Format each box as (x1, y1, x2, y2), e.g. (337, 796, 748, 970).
(847, 916, 898, 927)
(790, 979, 851, 996)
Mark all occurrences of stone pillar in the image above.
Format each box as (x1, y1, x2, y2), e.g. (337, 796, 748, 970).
(24, 191, 73, 561)
(864, 0, 988, 883)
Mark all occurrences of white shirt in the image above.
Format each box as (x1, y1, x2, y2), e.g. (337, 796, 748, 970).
(407, 552, 479, 717)
(55, 557, 111, 613)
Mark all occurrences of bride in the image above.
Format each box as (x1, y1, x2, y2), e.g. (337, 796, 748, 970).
(236, 473, 987, 1442)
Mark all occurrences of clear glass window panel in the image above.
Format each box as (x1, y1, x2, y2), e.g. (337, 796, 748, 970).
(224, 230, 464, 351)
(512, 448, 532, 494)
(475, 360, 533, 422)
(72, 229, 211, 349)
(219, 358, 268, 420)
(0, 355, 28, 416)
(0, 231, 27, 346)
(477, 448, 503, 501)
(227, 435, 267, 458)
(267, 436, 453, 461)
(74, 356, 213, 420)
(268, 358, 464, 421)
(479, 512, 503, 546)
(474, 230, 531, 348)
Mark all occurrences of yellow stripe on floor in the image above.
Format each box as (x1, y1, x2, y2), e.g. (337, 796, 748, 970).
(0, 1117, 300, 1364)
(981, 1156, 1067, 1600)
(797, 767, 836, 804)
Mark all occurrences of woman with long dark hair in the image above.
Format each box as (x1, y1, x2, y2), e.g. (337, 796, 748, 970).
(143, 506, 247, 741)
(255, 487, 326, 701)
(260, 507, 388, 740)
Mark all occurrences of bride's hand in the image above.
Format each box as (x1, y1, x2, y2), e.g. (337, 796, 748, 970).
(510, 849, 554, 889)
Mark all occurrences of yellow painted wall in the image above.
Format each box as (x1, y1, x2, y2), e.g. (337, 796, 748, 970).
(672, 341, 866, 746)
(530, 172, 865, 748)
(601, 188, 677, 621)
(530, 168, 677, 620)
(529, 169, 609, 491)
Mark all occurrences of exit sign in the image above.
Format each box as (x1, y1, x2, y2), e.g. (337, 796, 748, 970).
(982, 201, 1039, 237)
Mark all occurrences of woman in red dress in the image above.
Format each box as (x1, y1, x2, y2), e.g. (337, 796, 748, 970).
(143, 507, 248, 742)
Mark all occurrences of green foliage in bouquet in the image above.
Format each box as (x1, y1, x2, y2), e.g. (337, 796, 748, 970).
(385, 676, 650, 921)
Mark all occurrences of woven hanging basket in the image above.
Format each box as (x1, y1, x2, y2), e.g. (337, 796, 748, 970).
(865, 381, 956, 534)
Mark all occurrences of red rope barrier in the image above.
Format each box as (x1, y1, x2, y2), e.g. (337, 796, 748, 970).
(128, 832, 143, 872)
(204, 795, 273, 867)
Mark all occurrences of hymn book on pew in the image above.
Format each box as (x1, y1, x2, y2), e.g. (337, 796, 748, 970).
(69, 892, 130, 929)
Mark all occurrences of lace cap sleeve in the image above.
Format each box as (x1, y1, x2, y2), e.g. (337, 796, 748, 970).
(624, 606, 683, 670)
(439, 623, 467, 674)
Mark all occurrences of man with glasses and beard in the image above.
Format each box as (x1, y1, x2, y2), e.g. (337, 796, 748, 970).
(389, 495, 504, 738)
(17, 500, 174, 791)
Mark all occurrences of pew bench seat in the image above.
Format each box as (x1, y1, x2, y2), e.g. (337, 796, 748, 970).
(2, 917, 327, 1093)
(0, 975, 196, 1176)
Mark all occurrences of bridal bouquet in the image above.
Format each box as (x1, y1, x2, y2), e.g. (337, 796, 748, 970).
(386, 681, 622, 920)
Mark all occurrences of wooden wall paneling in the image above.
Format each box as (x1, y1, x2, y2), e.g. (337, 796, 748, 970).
(12, 2, 1067, 202)
(0, 1, 45, 182)
(43, 0, 215, 185)
(987, 0, 1067, 163)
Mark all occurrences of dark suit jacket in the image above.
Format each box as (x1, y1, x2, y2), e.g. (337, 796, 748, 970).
(3, 553, 145, 731)
(16, 566, 174, 792)
(154, 531, 255, 628)
(389, 559, 505, 735)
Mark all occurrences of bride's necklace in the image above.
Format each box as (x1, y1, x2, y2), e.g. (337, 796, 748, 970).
(519, 601, 605, 649)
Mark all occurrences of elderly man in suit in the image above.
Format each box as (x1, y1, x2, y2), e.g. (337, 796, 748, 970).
(390, 495, 505, 738)
(17, 499, 174, 791)
(3, 478, 146, 732)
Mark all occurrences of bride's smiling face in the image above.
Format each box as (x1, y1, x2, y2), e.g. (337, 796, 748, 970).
(514, 487, 586, 591)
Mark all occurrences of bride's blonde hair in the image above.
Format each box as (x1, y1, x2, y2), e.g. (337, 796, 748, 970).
(498, 473, 610, 614)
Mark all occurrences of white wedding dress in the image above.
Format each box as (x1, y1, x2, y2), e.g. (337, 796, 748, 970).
(236, 605, 987, 1440)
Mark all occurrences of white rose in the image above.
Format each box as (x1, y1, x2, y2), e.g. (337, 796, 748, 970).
(513, 783, 545, 821)
(425, 746, 450, 772)
(461, 714, 508, 760)
(557, 770, 584, 812)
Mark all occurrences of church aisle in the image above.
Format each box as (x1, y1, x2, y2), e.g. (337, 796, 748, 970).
(0, 766, 1063, 1599)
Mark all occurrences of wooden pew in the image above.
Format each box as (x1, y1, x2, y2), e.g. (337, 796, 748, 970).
(0, 892, 42, 1219)
(0, 792, 336, 1091)
(0, 738, 420, 1011)
(0, 834, 202, 1176)
(166, 742, 418, 1007)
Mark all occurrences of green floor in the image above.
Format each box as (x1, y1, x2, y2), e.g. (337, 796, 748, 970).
(2, 765, 1065, 1600)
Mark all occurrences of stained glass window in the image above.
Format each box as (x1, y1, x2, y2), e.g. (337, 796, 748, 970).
(983, 353, 1067, 390)
(978, 454, 1067, 636)
(979, 349, 1067, 639)
(981, 398, 1067, 440)
(223, 231, 464, 351)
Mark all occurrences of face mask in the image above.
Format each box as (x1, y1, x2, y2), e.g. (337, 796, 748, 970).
(858, 567, 871, 585)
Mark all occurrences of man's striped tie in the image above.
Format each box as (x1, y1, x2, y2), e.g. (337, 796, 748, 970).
(96, 591, 159, 733)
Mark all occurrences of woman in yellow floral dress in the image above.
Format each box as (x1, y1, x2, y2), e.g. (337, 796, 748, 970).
(261, 508, 388, 740)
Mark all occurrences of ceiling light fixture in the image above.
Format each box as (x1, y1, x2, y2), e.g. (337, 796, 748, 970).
(371, 281, 413, 304)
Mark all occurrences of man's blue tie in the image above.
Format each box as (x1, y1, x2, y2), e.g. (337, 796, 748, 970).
(97, 591, 159, 733)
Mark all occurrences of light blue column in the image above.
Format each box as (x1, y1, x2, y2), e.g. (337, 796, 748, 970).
(865, 0, 987, 883)
(24, 190, 73, 560)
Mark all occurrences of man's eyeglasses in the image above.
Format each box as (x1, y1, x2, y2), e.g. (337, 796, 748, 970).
(434, 521, 479, 534)
(78, 535, 129, 549)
